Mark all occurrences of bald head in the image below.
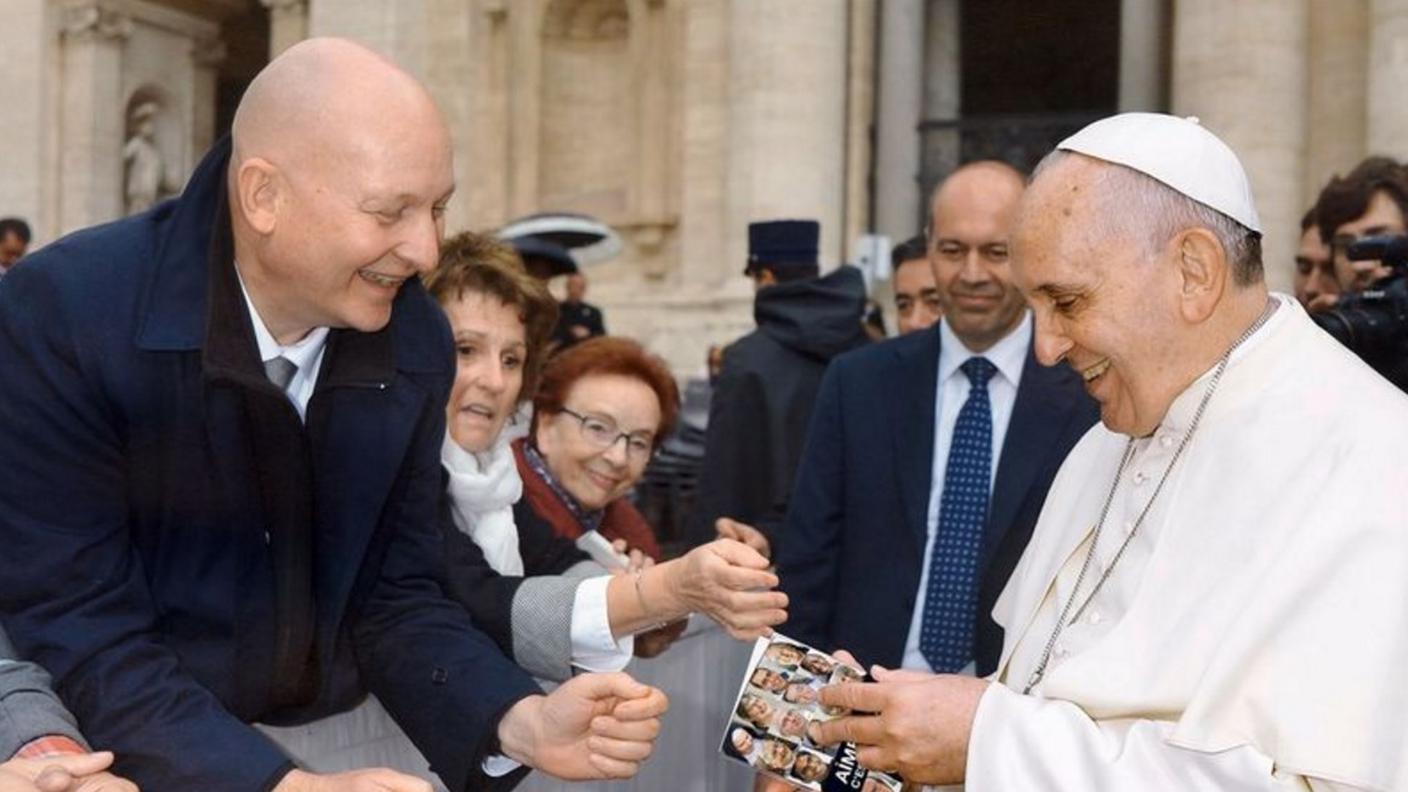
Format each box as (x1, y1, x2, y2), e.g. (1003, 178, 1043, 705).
(232, 38, 446, 171)
(227, 38, 455, 346)
(929, 160, 1026, 232)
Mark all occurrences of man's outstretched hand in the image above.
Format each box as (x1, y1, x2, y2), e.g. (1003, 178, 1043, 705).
(498, 672, 668, 780)
(0, 752, 139, 792)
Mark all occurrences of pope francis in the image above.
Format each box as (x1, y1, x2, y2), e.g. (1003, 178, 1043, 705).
(814, 113, 1408, 791)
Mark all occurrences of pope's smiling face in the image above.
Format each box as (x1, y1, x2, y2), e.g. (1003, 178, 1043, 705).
(1012, 155, 1196, 437)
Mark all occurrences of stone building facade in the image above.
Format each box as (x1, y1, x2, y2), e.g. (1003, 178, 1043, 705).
(2, 0, 1406, 373)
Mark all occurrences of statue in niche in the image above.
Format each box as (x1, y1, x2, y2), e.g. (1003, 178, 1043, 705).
(123, 101, 177, 215)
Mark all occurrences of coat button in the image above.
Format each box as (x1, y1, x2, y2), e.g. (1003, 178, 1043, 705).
(431, 667, 448, 685)
(263, 531, 271, 545)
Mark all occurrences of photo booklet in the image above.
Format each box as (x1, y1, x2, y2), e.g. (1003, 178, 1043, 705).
(719, 633, 905, 792)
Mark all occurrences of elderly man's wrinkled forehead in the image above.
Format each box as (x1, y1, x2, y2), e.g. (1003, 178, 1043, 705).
(230, 38, 450, 180)
(1013, 155, 1113, 264)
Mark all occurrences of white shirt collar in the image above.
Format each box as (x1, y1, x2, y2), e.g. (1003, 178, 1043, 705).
(234, 263, 329, 372)
(937, 309, 1032, 387)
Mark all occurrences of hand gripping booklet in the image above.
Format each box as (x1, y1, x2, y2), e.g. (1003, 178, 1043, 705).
(720, 633, 904, 792)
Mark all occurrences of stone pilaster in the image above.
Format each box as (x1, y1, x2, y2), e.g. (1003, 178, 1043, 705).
(1118, 0, 1166, 111)
(874, 0, 926, 244)
(1367, 0, 1408, 160)
(1306, 0, 1368, 201)
(1171, 0, 1309, 292)
(262, 0, 308, 58)
(58, 0, 131, 234)
(725, 0, 850, 271)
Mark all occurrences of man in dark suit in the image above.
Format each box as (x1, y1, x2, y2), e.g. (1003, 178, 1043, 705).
(0, 39, 664, 792)
(777, 162, 1097, 677)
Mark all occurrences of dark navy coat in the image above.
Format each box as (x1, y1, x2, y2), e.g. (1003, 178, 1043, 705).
(0, 140, 539, 790)
(776, 323, 1098, 676)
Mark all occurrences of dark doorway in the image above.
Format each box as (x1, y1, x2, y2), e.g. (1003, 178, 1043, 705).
(919, 0, 1135, 220)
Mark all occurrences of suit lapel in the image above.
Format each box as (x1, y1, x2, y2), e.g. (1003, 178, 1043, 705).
(981, 340, 1077, 572)
(892, 327, 941, 552)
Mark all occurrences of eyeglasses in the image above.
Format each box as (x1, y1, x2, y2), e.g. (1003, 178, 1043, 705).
(559, 408, 656, 461)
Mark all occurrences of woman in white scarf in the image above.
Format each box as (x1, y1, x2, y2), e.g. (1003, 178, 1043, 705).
(426, 233, 789, 682)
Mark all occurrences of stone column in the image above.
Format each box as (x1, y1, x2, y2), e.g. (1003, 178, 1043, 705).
(1118, 0, 1165, 111)
(58, 1, 131, 235)
(0, 0, 53, 243)
(1367, 0, 1408, 160)
(843, 0, 878, 263)
(920, 0, 959, 212)
(1306, 0, 1367, 201)
(874, 0, 926, 244)
(189, 36, 227, 160)
(677, 0, 731, 287)
(1171, 0, 1308, 292)
(725, 0, 849, 270)
(262, 0, 308, 58)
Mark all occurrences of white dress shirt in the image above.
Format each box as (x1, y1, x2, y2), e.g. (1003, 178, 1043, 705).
(569, 575, 634, 672)
(236, 268, 328, 419)
(901, 311, 1032, 673)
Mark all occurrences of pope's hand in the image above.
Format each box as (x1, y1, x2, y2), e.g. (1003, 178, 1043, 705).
(498, 672, 668, 780)
(814, 670, 988, 786)
(669, 539, 787, 640)
(273, 768, 430, 792)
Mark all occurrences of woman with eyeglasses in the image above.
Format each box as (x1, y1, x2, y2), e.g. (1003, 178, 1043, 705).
(427, 233, 787, 684)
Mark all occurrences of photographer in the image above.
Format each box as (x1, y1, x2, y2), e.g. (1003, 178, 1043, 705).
(1312, 156, 1408, 294)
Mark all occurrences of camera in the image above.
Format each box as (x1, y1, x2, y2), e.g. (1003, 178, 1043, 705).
(1310, 234, 1408, 392)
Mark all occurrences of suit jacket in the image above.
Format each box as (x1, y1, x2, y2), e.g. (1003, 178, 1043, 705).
(0, 626, 86, 760)
(777, 322, 1097, 675)
(0, 138, 540, 791)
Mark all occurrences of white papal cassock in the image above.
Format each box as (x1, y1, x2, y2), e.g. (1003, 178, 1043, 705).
(966, 295, 1408, 792)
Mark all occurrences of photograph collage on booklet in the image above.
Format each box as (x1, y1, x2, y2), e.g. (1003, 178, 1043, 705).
(721, 634, 903, 792)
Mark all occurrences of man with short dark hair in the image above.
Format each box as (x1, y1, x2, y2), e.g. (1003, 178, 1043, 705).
(1312, 155, 1408, 293)
(0, 218, 31, 277)
(1293, 207, 1337, 312)
(689, 219, 868, 545)
(890, 234, 941, 335)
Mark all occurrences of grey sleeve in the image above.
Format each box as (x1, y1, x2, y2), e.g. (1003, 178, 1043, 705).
(508, 561, 615, 682)
(0, 626, 88, 759)
(508, 576, 583, 683)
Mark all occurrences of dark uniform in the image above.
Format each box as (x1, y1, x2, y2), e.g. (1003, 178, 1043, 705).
(688, 220, 868, 546)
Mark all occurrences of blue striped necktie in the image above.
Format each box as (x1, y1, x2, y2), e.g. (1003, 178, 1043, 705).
(919, 356, 996, 672)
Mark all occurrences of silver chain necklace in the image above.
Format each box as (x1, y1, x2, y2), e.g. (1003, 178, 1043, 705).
(1022, 299, 1276, 695)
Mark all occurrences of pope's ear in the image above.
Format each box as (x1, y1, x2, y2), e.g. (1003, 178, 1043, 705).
(1171, 227, 1227, 324)
(233, 158, 280, 236)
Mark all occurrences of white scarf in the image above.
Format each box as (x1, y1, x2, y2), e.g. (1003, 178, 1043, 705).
(441, 404, 531, 576)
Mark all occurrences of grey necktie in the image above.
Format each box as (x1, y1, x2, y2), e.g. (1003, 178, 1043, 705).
(264, 356, 297, 392)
